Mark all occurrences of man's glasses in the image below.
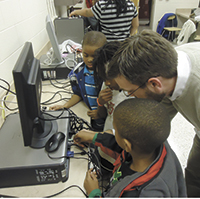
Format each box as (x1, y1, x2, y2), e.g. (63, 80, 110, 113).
(123, 82, 147, 97)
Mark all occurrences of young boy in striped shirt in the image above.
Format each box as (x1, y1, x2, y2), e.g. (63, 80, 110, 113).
(50, 31, 107, 131)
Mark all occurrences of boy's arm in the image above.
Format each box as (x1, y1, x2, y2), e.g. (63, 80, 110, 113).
(93, 132, 122, 154)
(50, 94, 82, 111)
(96, 105, 108, 119)
(74, 130, 122, 153)
(91, 87, 112, 118)
(63, 94, 82, 108)
(84, 169, 101, 197)
(87, 106, 107, 120)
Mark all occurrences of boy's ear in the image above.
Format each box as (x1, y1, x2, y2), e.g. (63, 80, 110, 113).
(146, 77, 162, 93)
(123, 139, 132, 153)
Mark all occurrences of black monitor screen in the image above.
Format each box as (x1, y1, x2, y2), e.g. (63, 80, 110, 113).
(13, 42, 58, 148)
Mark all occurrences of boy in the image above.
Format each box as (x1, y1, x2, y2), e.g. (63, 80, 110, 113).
(50, 31, 107, 131)
(74, 98, 187, 197)
(87, 41, 128, 131)
(87, 41, 129, 172)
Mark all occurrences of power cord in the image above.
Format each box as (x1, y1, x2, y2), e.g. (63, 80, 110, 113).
(0, 185, 88, 198)
(45, 185, 88, 198)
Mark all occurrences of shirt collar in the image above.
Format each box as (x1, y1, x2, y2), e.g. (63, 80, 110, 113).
(169, 50, 191, 101)
(84, 65, 94, 75)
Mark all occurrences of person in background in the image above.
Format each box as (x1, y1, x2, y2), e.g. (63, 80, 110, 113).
(50, 31, 107, 131)
(69, 0, 139, 41)
(107, 29, 200, 197)
(83, 0, 99, 31)
(74, 98, 187, 197)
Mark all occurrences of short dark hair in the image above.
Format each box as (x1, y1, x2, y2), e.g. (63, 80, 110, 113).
(113, 98, 170, 154)
(93, 41, 121, 83)
(82, 31, 107, 47)
(107, 29, 178, 86)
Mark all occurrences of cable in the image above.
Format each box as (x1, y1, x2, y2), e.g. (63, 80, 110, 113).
(0, 185, 88, 198)
(39, 109, 69, 121)
(64, 58, 77, 70)
(48, 153, 89, 161)
(45, 185, 88, 198)
(41, 97, 70, 106)
(0, 194, 18, 198)
(0, 78, 16, 95)
(49, 78, 71, 86)
(66, 108, 93, 132)
(49, 78, 71, 89)
(0, 99, 17, 104)
(40, 108, 92, 131)
(0, 84, 16, 95)
(0, 78, 17, 112)
(41, 90, 72, 106)
(1, 93, 18, 112)
(42, 79, 70, 86)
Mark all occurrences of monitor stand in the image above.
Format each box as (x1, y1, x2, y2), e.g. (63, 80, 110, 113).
(0, 110, 70, 188)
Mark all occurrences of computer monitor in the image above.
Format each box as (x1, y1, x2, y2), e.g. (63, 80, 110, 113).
(13, 42, 58, 148)
(46, 15, 64, 66)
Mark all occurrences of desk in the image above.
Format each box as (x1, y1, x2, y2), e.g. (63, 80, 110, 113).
(176, 8, 192, 28)
(0, 80, 90, 197)
(176, 8, 200, 41)
(176, 8, 191, 19)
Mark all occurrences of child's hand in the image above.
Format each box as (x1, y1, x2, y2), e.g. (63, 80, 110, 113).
(84, 169, 99, 195)
(98, 88, 112, 105)
(49, 104, 64, 111)
(73, 130, 96, 147)
(87, 110, 99, 120)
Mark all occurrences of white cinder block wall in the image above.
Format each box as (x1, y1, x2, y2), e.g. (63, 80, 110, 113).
(0, 0, 199, 97)
(150, 0, 199, 31)
(0, 0, 49, 97)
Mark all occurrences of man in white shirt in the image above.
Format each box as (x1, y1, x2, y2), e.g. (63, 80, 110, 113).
(107, 29, 200, 197)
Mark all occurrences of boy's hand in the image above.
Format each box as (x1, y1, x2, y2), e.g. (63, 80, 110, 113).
(73, 130, 96, 147)
(98, 88, 112, 105)
(87, 110, 99, 120)
(84, 169, 99, 195)
(49, 105, 64, 111)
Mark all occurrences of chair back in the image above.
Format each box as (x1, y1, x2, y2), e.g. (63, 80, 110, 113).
(156, 13, 177, 39)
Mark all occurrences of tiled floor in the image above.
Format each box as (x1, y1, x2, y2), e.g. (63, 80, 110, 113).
(169, 113, 195, 172)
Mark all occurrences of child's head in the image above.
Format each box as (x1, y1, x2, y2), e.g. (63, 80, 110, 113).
(113, 98, 170, 155)
(82, 31, 107, 70)
(93, 41, 121, 90)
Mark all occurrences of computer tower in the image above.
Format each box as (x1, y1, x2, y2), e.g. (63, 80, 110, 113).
(0, 111, 70, 188)
(54, 17, 84, 44)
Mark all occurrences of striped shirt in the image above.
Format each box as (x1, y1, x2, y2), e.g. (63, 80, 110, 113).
(84, 67, 98, 110)
(91, 0, 138, 41)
